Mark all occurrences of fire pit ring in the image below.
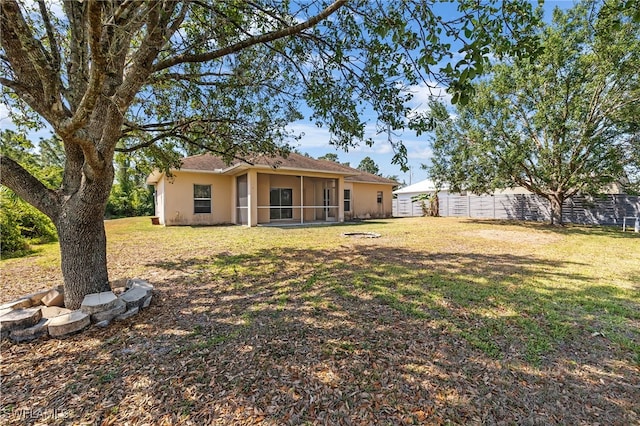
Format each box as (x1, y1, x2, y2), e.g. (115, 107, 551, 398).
(341, 232, 381, 238)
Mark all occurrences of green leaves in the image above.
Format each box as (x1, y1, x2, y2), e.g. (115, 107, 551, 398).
(1, 0, 545, 183)
(357, 156, 381, 176)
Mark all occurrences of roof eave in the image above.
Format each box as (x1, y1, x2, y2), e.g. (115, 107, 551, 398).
(236, 164, 359, 176)
(146, 170, 164, 184)
(347, 179, 398, 185)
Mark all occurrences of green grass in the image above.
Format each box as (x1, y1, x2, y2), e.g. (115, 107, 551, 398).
(4, 216, 639, 366)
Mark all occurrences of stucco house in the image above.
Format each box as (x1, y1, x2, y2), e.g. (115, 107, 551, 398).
(146, 152, 398, 226)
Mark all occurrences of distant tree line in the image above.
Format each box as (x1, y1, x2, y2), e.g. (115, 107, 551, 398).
(317, 152, 400, 182)
(105, 152, 155, 220)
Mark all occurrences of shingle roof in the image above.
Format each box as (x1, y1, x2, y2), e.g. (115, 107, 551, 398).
(177, 152, 398, 185)
(344, 171, 399, 185)
(180, 154, 229, 171)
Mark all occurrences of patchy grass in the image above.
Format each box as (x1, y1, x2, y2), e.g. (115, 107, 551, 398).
(1, 216, 639, 425)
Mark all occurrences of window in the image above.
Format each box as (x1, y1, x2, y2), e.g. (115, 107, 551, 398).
(270, 188, 293, 220)
(377, 191, 383, 204)
(194, 184, 211, 213)
(344, 189, 351, 212)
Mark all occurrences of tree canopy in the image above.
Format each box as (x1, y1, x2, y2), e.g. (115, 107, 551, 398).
(357, 156, 381, 176)
(428, 0, 640, 224)
(0, 0, 543, 307)
(317, 153, 340, 163)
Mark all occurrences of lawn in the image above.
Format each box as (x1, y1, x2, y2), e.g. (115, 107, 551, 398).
(1, 216, 638, 425)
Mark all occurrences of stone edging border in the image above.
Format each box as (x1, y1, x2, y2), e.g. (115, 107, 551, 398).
(0, 279, 153, 343)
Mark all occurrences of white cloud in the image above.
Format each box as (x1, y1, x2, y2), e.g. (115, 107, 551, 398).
(405, 82, 452, 115)
(286, 118, 434, 178)
(407, 146, 433, 161)
(289, 120, 413, 157)
(0, 102, 11, 122)
(288, 122, 332, 149)
(351, 143, 393, 155)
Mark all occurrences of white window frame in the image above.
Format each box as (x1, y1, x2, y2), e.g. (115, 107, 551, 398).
(344, 189, 352, 212)
(194, 184, 212, 214)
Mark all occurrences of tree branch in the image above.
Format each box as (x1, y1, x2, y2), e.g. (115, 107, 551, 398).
(153, 0, 348, 72)
(512, 101, 543, 150)
(115, 134, 166, 153)
(62, 0, 88, 110)
(123, 117, 229, 131)
(148, 71, 235, 84)
(0, 76, 39, 107)
(62, 0, 107, 136)
(37, 0, 61, 73)
(119, 116, 243, 152)
(0, 155, 60, 221)
(108, 0, 142, 26)
(115, 1, 183, 110)
(0, 0, 65, 123)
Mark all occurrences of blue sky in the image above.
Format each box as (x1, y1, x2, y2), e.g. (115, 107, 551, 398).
(0, 1, 577, 186)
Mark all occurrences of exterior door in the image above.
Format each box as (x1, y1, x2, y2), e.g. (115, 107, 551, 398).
(270, 188, 293, 220)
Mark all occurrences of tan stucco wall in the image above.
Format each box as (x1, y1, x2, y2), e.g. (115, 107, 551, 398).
(350, 182, 393, 219)
(159, 171, 234, 225)
(343, 182, 354, 220)
(303, 178, 317, 222)
(256, 173, 271, 223)
(154, 167, 393, 226)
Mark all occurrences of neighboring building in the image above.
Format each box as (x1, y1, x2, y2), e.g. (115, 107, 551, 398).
(393, 179, 449, 217)
(146, 152, 398, 226)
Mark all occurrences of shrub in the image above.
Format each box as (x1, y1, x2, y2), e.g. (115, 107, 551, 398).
(15, 201, 58, 244)
(0, 192, 58, 257)
(105, 184, 154, 219)
(0, 203, 28, 256)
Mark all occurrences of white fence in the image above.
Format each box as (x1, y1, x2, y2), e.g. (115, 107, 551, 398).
(393, 197, 425, 217)
(393, 194, 640, 226)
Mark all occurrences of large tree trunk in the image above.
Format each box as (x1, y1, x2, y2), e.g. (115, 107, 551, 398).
(548, 194, 564, 226)
(56, 205, 111, 309)
(55, 173, 114, 309)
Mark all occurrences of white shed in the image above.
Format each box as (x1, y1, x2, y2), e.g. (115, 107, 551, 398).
(393, 179, 449, 217)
